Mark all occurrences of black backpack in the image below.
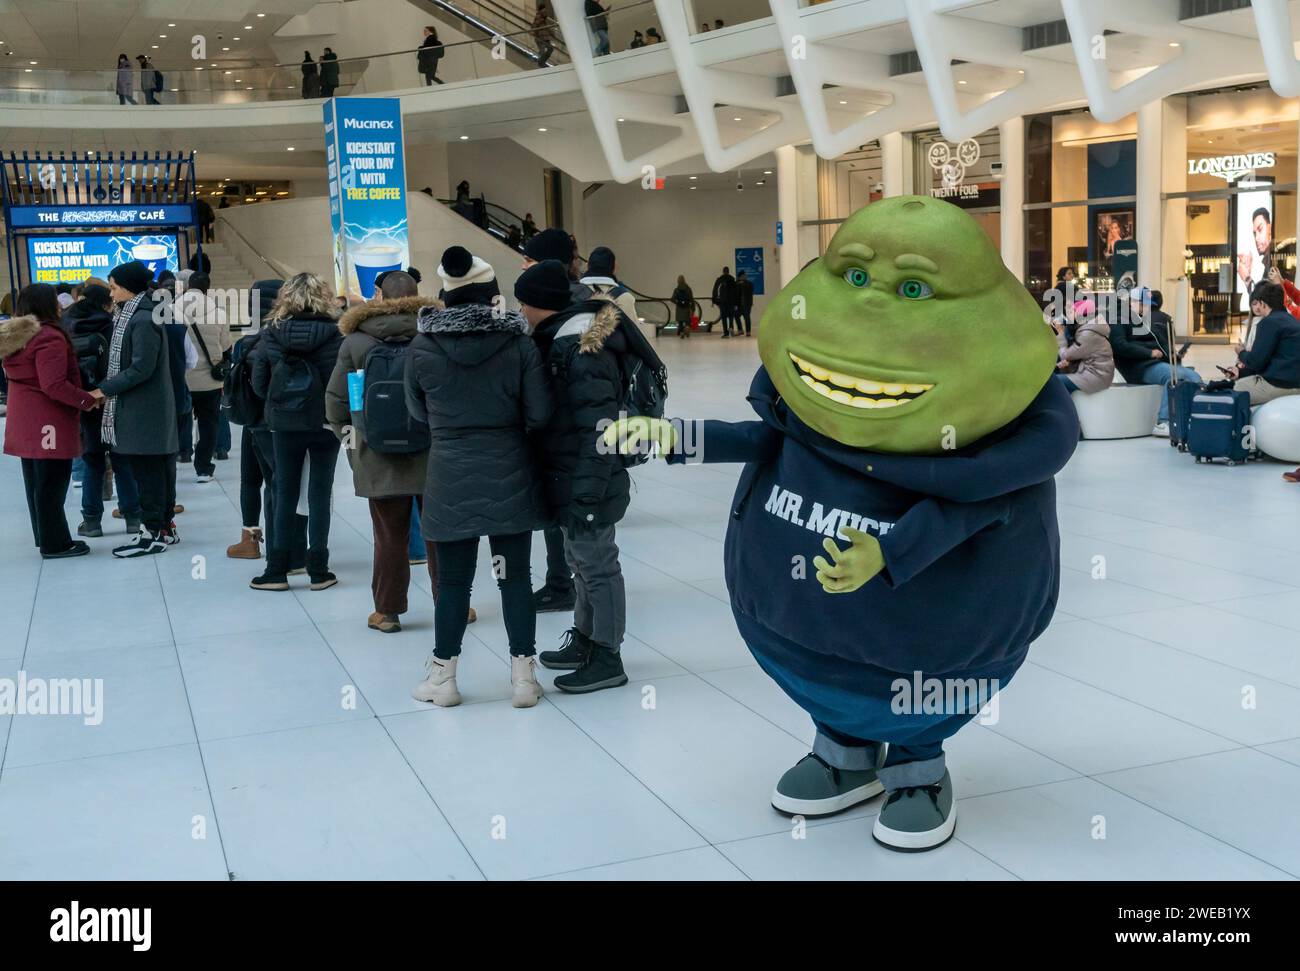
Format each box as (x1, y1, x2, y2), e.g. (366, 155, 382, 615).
(70, 332, 107, 389)
(223, 335, 264, 427)
(358, 338, 429, 454)
(617, 355, 667, 467)
(153, 69, 164, 92)
(267, 349, 324, 432)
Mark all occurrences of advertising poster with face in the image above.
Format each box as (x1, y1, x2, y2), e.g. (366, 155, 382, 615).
(1235, 179, 1274, 311)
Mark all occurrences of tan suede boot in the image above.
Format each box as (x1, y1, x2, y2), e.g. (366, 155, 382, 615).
(227, 528, 263, 559)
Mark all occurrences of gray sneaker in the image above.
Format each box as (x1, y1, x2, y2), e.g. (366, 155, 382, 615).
(872, 769, 956, 852)
(771, 752, 884, 818)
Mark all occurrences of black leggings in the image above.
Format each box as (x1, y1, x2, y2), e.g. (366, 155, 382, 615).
(191, 389, 222, 476)
(433, 532, 534, 659)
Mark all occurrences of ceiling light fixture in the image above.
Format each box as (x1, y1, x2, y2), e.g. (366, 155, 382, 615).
(459, 135, 469, 140)
(286, 146, 295, 151)
(689, 175, 697, 180)
(537, 127, 547, 132)
(258, 13, 266, 17)
(1169, 41, 1181, 48)
(733, 116, 742, 121)
(763, 170, 772, 175)
(957, 79, 967, 85)
(838, 100, 847, 105)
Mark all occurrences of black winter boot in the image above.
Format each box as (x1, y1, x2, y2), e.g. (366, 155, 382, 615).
(553, 640, 628, 694)
(251, 549, 291, 590)
(307, 548, 337, 591)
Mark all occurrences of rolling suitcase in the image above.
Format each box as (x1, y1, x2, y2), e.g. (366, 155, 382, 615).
(1168, 380, 1197, 451)
(1186, 386, 1253, 465)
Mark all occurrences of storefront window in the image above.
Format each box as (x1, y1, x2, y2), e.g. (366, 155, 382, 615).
(912, 128, 1002, 248)
(1169, 86, 1298, 340)
(1023, 109, 1137, 302)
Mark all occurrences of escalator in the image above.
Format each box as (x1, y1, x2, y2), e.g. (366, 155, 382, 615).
(410, 0, 567, 70)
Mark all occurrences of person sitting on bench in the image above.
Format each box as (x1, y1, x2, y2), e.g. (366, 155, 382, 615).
(1222, 281, 1300, 405)
(1108, 287, 1202, 437)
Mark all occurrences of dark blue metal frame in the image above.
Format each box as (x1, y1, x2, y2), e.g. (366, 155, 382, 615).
(2, 150, 198, 302)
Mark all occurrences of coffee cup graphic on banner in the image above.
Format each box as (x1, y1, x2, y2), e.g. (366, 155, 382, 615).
(351, 241, 404, 298)
(131, 242, 170, 279)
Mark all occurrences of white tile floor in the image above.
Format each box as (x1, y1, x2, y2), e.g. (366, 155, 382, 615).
(1, 332, 1299, 881)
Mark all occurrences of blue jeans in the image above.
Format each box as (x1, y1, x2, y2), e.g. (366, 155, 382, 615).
(1135, 361, 1203, 421)
(1054, 373, 1079, 394)
(592, 28, 610, 55)
(217, 408, 232, 453)
(408, 502, 425, 560)
(81, 450, 141, 522)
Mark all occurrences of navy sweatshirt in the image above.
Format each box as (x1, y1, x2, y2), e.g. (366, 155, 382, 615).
(670, 369, 1079, 678)
(1238, 309, 1300, 388)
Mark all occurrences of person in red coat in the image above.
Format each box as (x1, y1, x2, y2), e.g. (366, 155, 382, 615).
(0, 283, 101, 557)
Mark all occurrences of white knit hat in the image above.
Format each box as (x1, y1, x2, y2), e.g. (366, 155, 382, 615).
(437, 245, 495, 291)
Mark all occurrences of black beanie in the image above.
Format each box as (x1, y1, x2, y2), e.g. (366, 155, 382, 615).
(108, 260, 154, 296)
(523, 228, 573, 265)
(587, 246, 615, 277)
(514, 260, 572, 311)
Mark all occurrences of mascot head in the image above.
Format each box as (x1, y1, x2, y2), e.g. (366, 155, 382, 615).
(757, 196, 1056, 454)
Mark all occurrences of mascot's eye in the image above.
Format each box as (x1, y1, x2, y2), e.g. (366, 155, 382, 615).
(843, 268, 870, 288)
(898, 279, 934, 300)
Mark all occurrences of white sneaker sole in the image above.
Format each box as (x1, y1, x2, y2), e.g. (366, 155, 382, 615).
(872, 802, 958, 852)
(771, 778, 884, 818)
(412, 683, 461, 707)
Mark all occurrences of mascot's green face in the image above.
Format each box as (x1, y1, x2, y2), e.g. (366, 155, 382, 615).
(757, 196, 1056, 454)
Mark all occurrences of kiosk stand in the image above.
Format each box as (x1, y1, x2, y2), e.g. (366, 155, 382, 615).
(2, 150, 199, 303)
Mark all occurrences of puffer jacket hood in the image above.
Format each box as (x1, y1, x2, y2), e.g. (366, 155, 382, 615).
(339, 295, 439, 338)
(1075, 316, 1110, 341)
(265, 313, 340, 352)
(417, 302, 531, 368)
(0, 314, 41, 358)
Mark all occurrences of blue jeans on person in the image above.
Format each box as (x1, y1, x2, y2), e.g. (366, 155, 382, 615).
(407, 503, 425, 561)
(81, 450, 141, 522)
(592, 28, 610, 55)
(217, 407, 232, 454)
(72, 456, 86, 483)
(1134, 360, 1203, 422)
(1054, 373, 1079, 395)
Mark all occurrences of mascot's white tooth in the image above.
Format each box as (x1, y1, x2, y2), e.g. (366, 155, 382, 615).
(808, 364, 831, 381)
(801, 374, 817, 387)
(849, 397, 875, 409)
(882, 384, 905, 396)
(811, 380, 832, 397)
(874, 398, 903, 409)
(829, 389, 854, 405)
(828, 371, 856, 389)
(904, 384, 930, 394)
(856, 379, 883, 394)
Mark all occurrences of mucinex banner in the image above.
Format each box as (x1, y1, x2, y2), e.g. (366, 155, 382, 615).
(323, 97, 409, 299)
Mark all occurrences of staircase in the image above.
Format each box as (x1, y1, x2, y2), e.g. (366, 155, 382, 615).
(199, 239, 264, 290)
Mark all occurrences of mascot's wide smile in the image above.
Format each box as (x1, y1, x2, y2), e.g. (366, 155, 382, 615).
(787, 350, 934, 411)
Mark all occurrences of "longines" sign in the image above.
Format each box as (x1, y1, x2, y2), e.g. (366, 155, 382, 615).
(1188, 152, 1276, 182)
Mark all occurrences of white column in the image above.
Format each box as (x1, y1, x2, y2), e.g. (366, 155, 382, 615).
(880, 131, 909, 197)
(776, 143, 800, 287)
(998, 116, 1025, 281)
(1161, 96, 1188, 300)
(1136, 100, 1164, 289)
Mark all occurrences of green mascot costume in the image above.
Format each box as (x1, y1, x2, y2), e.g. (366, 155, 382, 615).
(609, 196, 1079, 851)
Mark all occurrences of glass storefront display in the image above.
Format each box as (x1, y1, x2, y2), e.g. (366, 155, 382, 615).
(1023, 109, 1138, 303)
(815, 142, 882, 252)
(911, 127, 1002, 249)
(1166, 85, 1297, 340)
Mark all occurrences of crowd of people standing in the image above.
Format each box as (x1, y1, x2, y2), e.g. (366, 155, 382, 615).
(0, 225, 666, 707)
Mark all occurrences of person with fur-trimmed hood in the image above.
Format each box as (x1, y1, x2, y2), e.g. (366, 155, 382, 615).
(326, 270, 445, 635)
(516, 260, 634, 695)
(407, 247, 553, 709)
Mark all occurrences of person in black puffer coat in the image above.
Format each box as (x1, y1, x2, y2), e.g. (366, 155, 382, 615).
(63, 284, 143, 536)
(517, 260, 635, 696)
(406, 246, 553, 710)
(249, 273, 343, 591)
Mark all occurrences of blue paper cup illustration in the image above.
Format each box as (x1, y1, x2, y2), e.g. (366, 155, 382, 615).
(131, 242, 170, 279)
(352, 244, 404, 299)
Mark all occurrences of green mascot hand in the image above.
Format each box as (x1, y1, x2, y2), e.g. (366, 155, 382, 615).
(601, 416, 677, 458)
(812, 527, 884, 594)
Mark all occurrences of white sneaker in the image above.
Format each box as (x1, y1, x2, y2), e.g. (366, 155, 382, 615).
(412, 655, 461, 707)
(1152, 421, 1170, 438)
(196, 473, 213, 484)
(72, 479, 82, 490)
(510, 655, 544, 708)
